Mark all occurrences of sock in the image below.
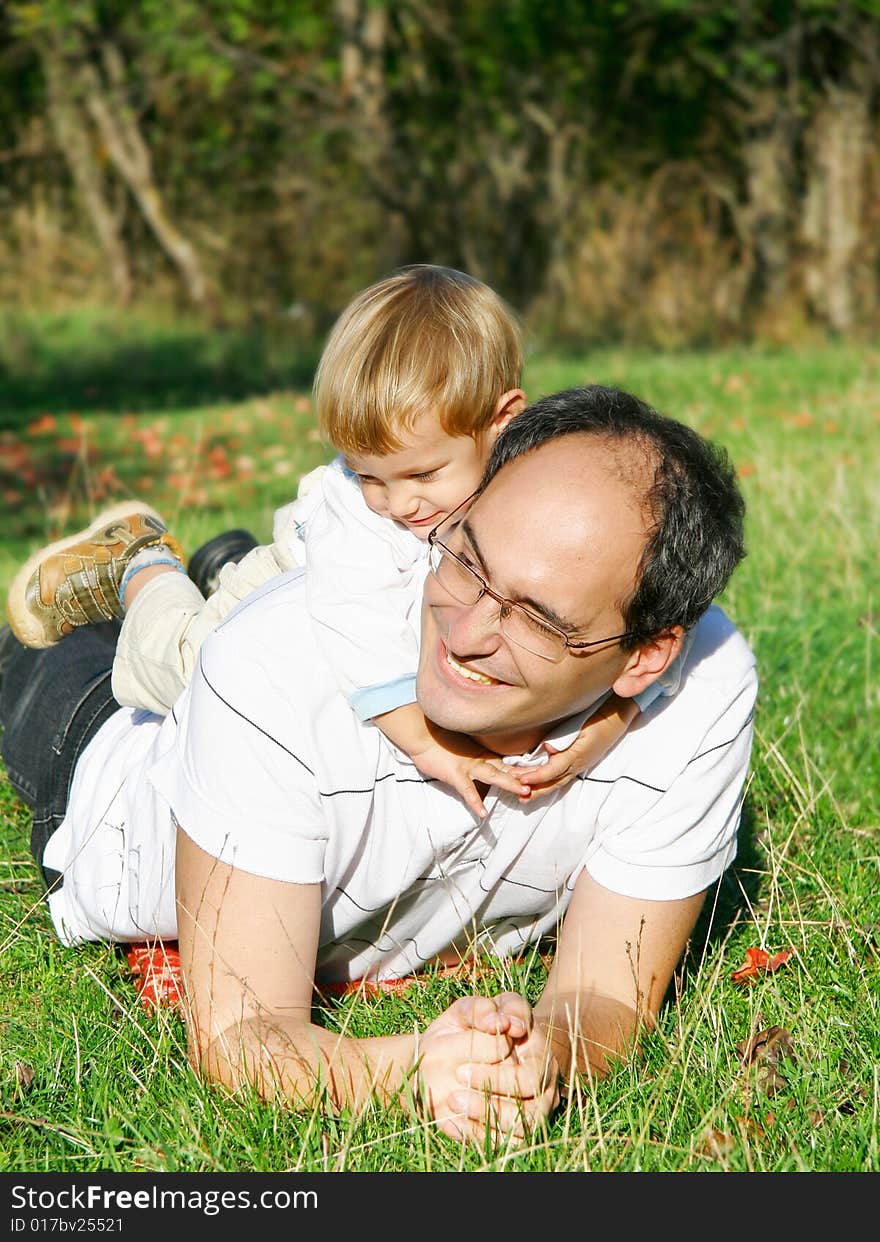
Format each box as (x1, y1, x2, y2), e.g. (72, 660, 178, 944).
(120, 548, 187, 614)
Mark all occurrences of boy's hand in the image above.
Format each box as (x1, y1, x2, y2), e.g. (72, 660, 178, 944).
(409, 725, 530, 819)
(516, 695, 640, 802)
(513, 739, 588, 801)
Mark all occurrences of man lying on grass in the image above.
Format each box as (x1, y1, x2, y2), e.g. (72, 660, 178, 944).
(0, 385, 757, 1142)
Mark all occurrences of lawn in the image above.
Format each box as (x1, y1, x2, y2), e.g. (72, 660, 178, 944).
(1, 324, 878, 1172)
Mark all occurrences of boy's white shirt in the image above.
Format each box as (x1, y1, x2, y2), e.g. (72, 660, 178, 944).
(112, 454, 688, 723)
(111, 458, 425, 717)
(302, 460, 427, 719)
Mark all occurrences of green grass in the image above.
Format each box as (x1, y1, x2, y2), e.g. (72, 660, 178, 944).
(1, 330, 878, 1172)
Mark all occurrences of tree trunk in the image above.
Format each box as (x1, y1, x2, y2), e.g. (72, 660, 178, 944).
(522, 103, 587, 326)
(334, 0, 406, 268)
(79, 42, 215, 313)
(802, 82, 870, 332)
(742, 116, 794, 310)
(39, 42, 132, 305)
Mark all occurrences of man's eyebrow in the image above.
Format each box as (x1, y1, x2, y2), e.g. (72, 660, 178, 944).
(461, 519, 582, 633)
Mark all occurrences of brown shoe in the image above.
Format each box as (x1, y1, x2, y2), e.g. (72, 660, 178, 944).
(6, 502, 185, 648)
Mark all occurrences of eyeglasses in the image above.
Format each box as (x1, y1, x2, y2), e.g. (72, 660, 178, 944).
(427, 497, 637, 663)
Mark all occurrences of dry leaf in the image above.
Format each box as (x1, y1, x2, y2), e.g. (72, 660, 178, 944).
(756, 1063, 789, 1098)
(730, 947, 794, 984)
(737, 1024, 797, 1067)
(14, 1063, 35, 1093)
(697, 1127, 736, 1157)
(737, 1024, 797, 1100)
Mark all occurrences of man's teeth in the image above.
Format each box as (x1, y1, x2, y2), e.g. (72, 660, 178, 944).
(446, 651, 496, 684)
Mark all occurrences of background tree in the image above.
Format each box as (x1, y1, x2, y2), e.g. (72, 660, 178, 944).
(1, 0, 878, 344)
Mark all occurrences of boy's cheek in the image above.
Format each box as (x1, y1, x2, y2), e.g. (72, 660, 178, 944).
(359, 487, 386, 516)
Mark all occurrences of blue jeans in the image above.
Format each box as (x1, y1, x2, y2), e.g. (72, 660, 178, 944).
(0, 623, 121, 890)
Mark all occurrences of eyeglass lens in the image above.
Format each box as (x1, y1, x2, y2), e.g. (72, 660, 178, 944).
(430, 544, 565, 660)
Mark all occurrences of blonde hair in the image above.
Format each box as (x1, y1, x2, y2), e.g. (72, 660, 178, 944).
(314, 265, 523, 455)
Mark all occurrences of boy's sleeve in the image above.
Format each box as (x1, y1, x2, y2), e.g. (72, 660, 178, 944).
(303, 459, 424, 719)
(632, 627, 697, 713)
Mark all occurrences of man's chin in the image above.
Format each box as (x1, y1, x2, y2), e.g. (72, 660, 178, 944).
(416, 674, 492, 736)
(417, 690, 487, 736)
(417, 648, 498, 730)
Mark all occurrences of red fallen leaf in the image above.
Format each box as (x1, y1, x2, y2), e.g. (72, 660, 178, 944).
(696, 1127, 736, 1157)
(126, 944, 557, 1012)
(27, 413, 57, 435)
(316, 952, 556, 1000)
(731, 947, 794, 984)
(125, 942, 185, 1012)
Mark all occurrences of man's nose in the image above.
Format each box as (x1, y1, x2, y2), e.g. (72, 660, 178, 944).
(444, 592, 503, 655)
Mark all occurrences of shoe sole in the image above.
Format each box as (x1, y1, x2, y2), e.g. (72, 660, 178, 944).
(186, 529, 258, 598)
(5, 501, 167, 649)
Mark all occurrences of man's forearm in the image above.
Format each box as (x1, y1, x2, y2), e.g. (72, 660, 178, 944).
(534, 991, 643, 1083)
(198, 1016, 419, 1113)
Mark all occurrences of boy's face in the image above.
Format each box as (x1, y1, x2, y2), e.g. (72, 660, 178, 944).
(342, 407, 511, 540)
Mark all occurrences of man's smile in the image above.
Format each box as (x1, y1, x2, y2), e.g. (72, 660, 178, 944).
(437, 640, 508, 688)
(446, 648, 498, 684)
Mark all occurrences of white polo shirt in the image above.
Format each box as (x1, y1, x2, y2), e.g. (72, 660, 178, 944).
(44, 570, 757, 982)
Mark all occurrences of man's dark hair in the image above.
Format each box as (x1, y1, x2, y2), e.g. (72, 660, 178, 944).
(481, 385, 746, 647)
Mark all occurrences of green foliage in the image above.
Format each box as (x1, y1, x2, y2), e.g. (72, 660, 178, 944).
(2, 1, 879, 338)
(0, 308, 320, 418)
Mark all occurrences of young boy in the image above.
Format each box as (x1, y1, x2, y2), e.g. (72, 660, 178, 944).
(6, 265, 683, 817)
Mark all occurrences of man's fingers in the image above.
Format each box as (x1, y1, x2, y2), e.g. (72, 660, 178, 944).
(455, 1059, 553, 1098)
(493, 991, 532, 1036)
(446, 1088, 549, 1140)
(452, 994, 512, 1034)
(453, 992, 531, 1039)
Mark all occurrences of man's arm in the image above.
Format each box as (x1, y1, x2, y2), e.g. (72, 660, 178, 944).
(174, 827, 534, 1129)
(449, 870, 705, 1128)
(533, 870, 706, 1081)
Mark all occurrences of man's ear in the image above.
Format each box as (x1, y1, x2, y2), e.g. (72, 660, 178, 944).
(484, 388, 527, 447)
(612, 627, 684, 700)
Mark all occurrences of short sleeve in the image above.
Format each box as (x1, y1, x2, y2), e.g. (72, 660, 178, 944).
(585, 659, 757, 900)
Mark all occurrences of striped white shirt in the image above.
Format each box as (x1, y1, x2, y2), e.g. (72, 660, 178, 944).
(45, 568, 757, 980)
